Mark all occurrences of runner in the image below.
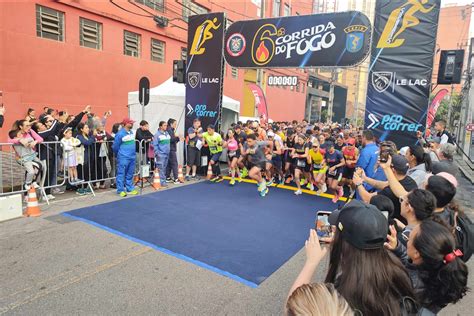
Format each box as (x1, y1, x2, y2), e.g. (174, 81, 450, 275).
(341, 138, 359, 196)
(283, 128, 296, 183)
(202, 124, 223, 182)
(225, 129, 240, 186)
(267, 131, 284, 185)
(324, 141, 345, 203)
(308, 140, 328, 195)
(291, 134, 311, 196)
(241, 133, 269, 197)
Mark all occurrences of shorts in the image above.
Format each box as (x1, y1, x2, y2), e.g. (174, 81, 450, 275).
(342, 167, 355, 179)
(294, 160, 311, 173)
(228, 149, 240, 161)
(271, 155, 282, 170)
(284, 151, 295, 164)
(248, 161, 266, 171)
(312, 165, 328, 175)
(210, 152, 222, 162)
(187, 146, 201, 166)
(327, 168, 342, 180)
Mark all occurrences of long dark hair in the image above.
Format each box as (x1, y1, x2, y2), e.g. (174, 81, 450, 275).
(426, 175, 456, 209)
(325, 230, 415, 315)
(407, 189, 436, 221)
(413, 219, 468, 310)
(408, 145, 432, 172)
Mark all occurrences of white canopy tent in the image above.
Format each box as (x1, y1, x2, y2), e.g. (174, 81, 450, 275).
(128, 77, 240, 164)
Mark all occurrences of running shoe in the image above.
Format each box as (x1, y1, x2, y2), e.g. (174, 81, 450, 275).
(229, 178, 236, 186)
(210, 176, 218, 182)
(299, 179, 306, 186)
(285, 176, 293, 184)
(338, 186, 344, 198)
(316, 189, 323, 196)
(128, 189, 139, 195)
(76, 188, 85, 196)
(259, 187, 269, 197)
(32, 182, 40, 189)
(166, 177, 173, 183)
(214, 176, 224, 183)
(306, 183, 314, 191)
(294, 189, 303, 195)
(174, 179, 181, 184)
(241, 167, 249, 178)
(46, 194, 56, 200)
(322, 183, 328, 193)
(119, 192, 127, 198)
(266, 179, 274, 186)
(258, 182, 266, 192)
(185, 175, 190, 181)
(237, 176, 242, 183)
(84, 187, 93, 194)
(332, 192, 340, 203)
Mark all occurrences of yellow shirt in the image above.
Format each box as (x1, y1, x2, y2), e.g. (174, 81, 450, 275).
(309, 149, 324, 165)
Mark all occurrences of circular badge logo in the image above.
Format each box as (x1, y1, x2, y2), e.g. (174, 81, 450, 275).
(226, 33, 246, 57)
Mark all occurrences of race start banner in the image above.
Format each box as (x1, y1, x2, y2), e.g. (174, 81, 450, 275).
(185, 13, 225, 133)
(224, 11, 371, 68)
(364, 0, 441, 146)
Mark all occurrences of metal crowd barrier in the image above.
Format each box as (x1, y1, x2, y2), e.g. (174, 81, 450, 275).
(0, 139, 151, 203)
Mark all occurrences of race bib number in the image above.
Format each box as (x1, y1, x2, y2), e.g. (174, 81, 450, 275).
(228, 150, 236, 157)
(297, 160, 306, 168)
(210, 146, 217, 152)
(328, 169, 337, 176)
(313, 163, 322, 169)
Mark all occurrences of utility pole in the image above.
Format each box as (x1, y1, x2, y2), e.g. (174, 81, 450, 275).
(327, 69, 337, 123)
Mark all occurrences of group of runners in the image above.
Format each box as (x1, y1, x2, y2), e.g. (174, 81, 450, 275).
(186, 118, 360, 201)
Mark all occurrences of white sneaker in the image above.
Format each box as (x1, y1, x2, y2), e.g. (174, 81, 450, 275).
(24, 184, 31, 190)
(46, 194, 56, 200)
(32, 182, 40, 189)
(294, 189, 303, 195)
(322, 183, 327, 193)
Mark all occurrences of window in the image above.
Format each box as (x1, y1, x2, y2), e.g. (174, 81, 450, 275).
(36, 5, 64, 41)
(135, 0, 164, 12)
(272, 0, 281, 17)
(284, 4, 291, 16)
(296, 82, 300, 92)
(181, 47, 187, 61)
(124, 30, 141, 57)
(182, 0, 209, 21)
(231, 67, 238, 79)
(151, 38, 165, 63)
(79, 18, 102, 50)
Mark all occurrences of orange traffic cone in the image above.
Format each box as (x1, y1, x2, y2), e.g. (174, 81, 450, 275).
(207, 163, 213, 180)
(25, 187, 41, 217)
(178, 165, 185, 183)
(152, 168, 161, 190)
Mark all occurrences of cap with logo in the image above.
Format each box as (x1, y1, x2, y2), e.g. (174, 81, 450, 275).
(347, 138, 356, 145)
(328, 200, 388, 250)
(122, 118, 135, 125)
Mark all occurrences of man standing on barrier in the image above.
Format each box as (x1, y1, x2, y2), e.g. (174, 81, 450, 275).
(153, 121, 171, 187)
(112, 118, 138, 197)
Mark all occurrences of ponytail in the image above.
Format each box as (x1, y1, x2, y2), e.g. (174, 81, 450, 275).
(413, 219, 468, 310)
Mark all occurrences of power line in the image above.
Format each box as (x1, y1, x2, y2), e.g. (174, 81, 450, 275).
(109, 0, 154, 17)
(209, 1, 254, 19)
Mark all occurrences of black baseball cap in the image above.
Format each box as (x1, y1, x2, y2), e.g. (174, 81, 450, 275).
(328, 200, 388, 250)
(391, 154, 410, 174)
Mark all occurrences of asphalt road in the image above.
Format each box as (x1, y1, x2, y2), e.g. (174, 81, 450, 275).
(0, 179, 473, 315)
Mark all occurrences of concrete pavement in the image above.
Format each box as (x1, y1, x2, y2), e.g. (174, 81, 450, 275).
(0, 179, 473, 315)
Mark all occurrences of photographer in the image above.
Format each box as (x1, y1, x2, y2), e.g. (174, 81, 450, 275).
(353, 154, 417, 224)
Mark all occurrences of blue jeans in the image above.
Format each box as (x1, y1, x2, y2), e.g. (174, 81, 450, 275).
(156, 154, 169, 184)
(116, 157, 135, 193)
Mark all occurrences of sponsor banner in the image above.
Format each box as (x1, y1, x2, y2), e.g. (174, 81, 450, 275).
(185, 13, 225, 133)
(426, 89, 448, 128)
(247, 83, 269, 123)
(364, 0, 441, 146)
(224, 11, 371, 68)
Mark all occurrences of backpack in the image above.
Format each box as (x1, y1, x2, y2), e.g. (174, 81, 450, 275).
(400, 297, 436, 316)
(449, 211, 474, 262)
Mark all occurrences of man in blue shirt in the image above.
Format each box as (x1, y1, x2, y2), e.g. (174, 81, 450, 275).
(356, 130, 379, 179)
(112, 118, 138, 197)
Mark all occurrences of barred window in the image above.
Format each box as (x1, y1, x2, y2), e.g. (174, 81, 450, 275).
(151, 38, 165, 63)
(135, 0, 164, 12)
(231, 67, 238, 79)
(181, 47, 187, 61)
(80, 18, 102, 50)
(124, 30, 141, 57)
(36, 5, 64, 41)
(182, 0, 209, 21)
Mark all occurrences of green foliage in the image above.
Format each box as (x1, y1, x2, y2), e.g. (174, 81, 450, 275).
(429, 92, 462, 128)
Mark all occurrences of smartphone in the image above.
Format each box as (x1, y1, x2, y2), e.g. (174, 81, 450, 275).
(379, 150, 390, 163)
(315, 211, 333, 239)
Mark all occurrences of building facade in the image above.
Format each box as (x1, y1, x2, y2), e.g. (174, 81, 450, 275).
(0, 0, 311, 140)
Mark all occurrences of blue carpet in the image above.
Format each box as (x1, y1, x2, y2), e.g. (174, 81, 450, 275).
(63, 181, 340, 287)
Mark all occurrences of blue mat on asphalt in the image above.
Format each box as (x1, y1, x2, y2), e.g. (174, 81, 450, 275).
(63, 181, 340, 287)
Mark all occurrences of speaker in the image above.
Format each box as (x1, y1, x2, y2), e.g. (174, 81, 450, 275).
(437, 50, 464, 84)
(173, 60, 186, 83)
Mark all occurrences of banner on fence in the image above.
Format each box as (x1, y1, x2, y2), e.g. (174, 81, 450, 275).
(364, 0, 441, 146)
(224, 11, 371, 68)
(185, 13, 225, 133)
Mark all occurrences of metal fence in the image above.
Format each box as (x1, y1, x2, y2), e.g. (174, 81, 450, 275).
(0, 139, 151, 203)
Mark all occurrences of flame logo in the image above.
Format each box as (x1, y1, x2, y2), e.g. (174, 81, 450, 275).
(251, 24, 277, 66)
(256, 42, 270, 63)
